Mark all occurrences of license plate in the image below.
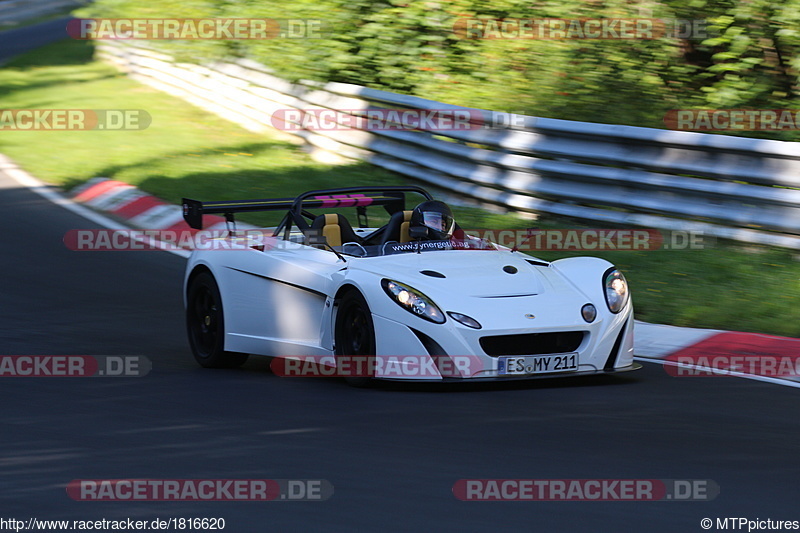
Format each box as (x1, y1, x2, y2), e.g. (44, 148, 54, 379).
(498, 353, 579, 375)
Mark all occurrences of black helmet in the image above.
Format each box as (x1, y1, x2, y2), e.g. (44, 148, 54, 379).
(409, 200, 455, 240)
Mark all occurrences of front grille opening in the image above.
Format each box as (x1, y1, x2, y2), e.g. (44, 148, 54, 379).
(480, 331, 586, 356)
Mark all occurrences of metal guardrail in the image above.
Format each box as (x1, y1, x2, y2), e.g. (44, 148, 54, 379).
(96, 41, 800, 249)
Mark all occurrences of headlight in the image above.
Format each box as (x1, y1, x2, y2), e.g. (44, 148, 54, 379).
(604, 268, 629, 313)
(381, 279, 445, 324)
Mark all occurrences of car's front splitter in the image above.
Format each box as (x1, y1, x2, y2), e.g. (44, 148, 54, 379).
(371, 362, 642, 383)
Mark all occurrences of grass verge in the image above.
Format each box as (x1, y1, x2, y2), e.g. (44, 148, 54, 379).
(1, 39, 799, 337)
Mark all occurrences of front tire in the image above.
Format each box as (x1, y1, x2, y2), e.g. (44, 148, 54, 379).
(186, 271, 248, 369)
(334, 290, 376, 387)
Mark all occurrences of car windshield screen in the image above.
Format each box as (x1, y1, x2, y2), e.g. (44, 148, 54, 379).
(335, 237, 498, 258)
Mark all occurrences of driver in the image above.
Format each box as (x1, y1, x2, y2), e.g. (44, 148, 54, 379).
(409, 200, 456, 241)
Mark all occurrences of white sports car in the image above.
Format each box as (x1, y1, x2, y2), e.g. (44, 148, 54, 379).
(182, 186, 638, 385)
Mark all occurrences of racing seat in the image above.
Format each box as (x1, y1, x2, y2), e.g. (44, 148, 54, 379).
(308, 213, 361, 248)
(380, 210, 413, 245)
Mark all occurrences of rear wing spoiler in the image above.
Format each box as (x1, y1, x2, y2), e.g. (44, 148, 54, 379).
(182, 196, 294, 230)
(182, 186, 432, 230)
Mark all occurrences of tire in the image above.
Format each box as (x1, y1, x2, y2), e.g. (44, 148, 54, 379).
(186, 271, 248, 369)
(334, 290, 376, 387)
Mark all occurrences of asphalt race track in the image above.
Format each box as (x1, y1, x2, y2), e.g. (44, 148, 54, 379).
(2, 163, 800, 531)
(0, 18, 75, 65)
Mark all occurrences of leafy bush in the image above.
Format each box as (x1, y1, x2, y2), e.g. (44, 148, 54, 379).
(79, 0, 800, 139)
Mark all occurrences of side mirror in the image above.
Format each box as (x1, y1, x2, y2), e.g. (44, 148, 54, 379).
(409, 226, 428, 240)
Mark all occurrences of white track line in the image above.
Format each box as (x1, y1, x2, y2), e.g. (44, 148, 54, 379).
(0, 154, 190, 258)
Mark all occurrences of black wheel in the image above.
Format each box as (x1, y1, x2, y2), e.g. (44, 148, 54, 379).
(186, 271, 248, 369)
(334, 290, 376, 387)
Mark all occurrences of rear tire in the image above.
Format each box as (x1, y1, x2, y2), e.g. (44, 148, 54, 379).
(334, 290, 376, 387)
(186, 271, 248, 369)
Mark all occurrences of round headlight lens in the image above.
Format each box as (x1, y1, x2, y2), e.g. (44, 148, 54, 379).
(581, 303, 597, 323)
(604, 269, 629, 313)
(381, 279, 445, 324)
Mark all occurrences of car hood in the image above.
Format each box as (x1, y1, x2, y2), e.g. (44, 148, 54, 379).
(350, 250, 547, 298)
